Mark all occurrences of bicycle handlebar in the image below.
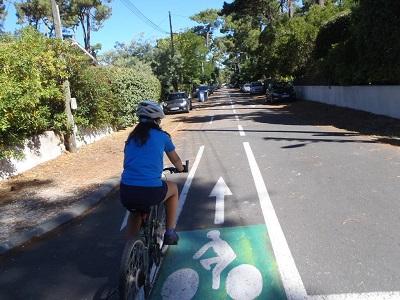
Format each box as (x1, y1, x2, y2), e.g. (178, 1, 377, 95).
(163, 160, 189, 174)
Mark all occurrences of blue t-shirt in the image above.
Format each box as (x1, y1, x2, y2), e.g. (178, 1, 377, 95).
(121, 129, 175, 187)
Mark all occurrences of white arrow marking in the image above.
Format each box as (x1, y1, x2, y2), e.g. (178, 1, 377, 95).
(209, 177, 232, 224)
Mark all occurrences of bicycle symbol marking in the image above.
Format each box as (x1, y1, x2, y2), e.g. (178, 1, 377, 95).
(161, 230, 263, 300)
(193, 230, 236, 290)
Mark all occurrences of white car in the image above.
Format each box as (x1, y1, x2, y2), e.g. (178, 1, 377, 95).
(242, 83, 251, 93)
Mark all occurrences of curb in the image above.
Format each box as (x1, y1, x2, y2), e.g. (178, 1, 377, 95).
(0, 177, 120, 255)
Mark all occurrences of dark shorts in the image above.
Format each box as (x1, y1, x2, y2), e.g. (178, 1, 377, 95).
(120, 181, 168, 213)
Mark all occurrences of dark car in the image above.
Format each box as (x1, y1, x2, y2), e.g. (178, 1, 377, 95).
(265, 82, 296, 103)
(162, 92, 192, 113)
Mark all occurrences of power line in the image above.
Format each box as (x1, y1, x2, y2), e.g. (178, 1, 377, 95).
(119, 0, 169, 34)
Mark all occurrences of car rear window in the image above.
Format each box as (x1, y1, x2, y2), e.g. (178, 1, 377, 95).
(251, 82, 263, 87)
(167, 93, 186, 100)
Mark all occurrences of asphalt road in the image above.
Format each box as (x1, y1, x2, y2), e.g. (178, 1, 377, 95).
(1, 89, 399, 300)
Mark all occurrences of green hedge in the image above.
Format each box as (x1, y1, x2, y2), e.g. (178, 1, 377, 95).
(0, 28, 161, 159)
(0, 28, 70, 158)
(298, 0, 400, 85)
(108, 66, 161, 128)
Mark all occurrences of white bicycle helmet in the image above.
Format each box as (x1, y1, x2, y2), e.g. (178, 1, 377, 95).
(136, 100, 165, 120)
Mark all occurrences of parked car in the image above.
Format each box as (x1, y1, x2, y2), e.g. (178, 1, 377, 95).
(265, 82, 296, 103)
(197, 85, 209, 101)
(162, 92, 192, 113)
(249, 81, 265, 95)
(241, 83, 251, 93)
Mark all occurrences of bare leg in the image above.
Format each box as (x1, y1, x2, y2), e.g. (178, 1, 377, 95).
(164, 181, 179, 229)
(125, 212, 142, 239)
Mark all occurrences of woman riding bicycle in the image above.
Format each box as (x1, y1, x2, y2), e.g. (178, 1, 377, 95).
(120, 100, 184, 245)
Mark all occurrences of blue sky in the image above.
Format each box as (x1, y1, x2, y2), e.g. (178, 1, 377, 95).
(3, 0, 230, 53)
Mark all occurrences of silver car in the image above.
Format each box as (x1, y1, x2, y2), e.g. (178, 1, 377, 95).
(249, 82, 265, 94)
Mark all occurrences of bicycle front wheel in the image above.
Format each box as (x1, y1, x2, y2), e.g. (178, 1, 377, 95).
(119, 237, 146, 300)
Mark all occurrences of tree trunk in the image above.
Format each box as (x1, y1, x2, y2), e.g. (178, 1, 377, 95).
(288, 0, 294, 18)
(86, 10, 91, 51)
(80, 14, 88, 49)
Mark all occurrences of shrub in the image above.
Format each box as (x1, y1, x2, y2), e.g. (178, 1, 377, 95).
(108, 66, 161, 128)
(0, 28, 69, 159)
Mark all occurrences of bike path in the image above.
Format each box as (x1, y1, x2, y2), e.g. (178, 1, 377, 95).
(150, 94, 291, 299)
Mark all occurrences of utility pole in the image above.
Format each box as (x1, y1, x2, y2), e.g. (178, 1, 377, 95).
(50, 0, 77, 152)
(168, 11, 174, 57)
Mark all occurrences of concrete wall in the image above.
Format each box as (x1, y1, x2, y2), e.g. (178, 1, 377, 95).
(0, 127, 113, 181)
(294, 86, 400, 120)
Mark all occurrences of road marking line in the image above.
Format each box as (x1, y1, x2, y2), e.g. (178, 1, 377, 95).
(120, 145, 205, 231)
(235, 115, 239, 121)
(251, 105, 256, 108)
(209, 116, 214, 124)
(233, 109, 237, 114)
(309, 292, 400, 300)
(238, 125, 245, 136)
(243, 142, 307, 300)
(176, 145, 205, 221)
(120, 211, 129, 231)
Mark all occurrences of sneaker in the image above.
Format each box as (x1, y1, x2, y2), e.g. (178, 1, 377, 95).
(163, 229, 179, 245)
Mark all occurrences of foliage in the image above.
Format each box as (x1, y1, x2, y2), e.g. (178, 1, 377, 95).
(14, 0, 111, 52)
(349, 0, 400, 84)
(0, 0, 6, 30)
(107, 67, 161, 128)
(99, 38, 154, 68)
(0, 28, 71, 158)
(151, 31, 211, 95)
(69, 0, 112, 52)
(0, 28, 161, 159)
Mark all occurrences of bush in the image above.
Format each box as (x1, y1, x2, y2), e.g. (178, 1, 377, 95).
(0, 28, 70, 159)
(108, 66, 161, 128)
(0, 28, 161, 160)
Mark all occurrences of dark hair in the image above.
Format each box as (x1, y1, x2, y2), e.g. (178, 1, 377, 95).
(127, 119, 170, 146)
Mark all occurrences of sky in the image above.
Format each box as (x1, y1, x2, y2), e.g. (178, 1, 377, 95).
(2, 0, 230, 53)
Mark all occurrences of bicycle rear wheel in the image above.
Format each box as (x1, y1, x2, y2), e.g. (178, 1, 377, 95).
(119, 237, 146, 300)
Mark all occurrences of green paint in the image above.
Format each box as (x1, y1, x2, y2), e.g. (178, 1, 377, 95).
(151, 224, 287, 299)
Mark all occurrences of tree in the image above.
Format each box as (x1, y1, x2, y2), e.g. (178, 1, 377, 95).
(15, 0, 76, 35)
(100, 38, 154, 68)
(69, 0, 111, 52)
(0, 0, 6, 31)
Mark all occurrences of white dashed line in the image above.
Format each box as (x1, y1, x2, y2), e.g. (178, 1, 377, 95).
(238, 125, 245, 136)
(209, 116, 214, 124)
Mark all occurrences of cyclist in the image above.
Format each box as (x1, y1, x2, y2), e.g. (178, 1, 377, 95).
(120, 100, 185, 245)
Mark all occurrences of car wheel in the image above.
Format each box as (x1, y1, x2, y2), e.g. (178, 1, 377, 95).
(185, 105, 190, 113)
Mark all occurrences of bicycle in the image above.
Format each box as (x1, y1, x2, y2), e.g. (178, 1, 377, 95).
(119, 160, 189, 300)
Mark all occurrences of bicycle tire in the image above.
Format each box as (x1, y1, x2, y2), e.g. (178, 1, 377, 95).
(119, 237, 146, 300)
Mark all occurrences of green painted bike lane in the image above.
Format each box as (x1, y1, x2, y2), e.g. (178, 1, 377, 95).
(150, 224, 287, 299)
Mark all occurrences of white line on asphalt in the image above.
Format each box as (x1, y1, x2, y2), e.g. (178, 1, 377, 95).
(235, 115, 239, 121)
(238, 125, 245, 136)
(233, 109, 237, 114)
(176, 145, 205, 221)
(243, 142, 307, 300)
(251, 105, 256, 108)
(209, 116, 214, 124)
(120, 145, 205, 231)
(120, 211, 129, 231)
(309, 292, 400, 300)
